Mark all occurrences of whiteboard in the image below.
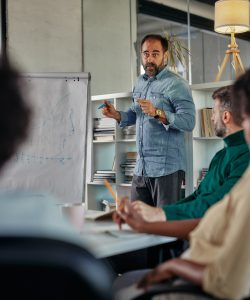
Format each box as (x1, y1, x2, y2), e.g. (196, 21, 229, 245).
(0, 73, 90, 204)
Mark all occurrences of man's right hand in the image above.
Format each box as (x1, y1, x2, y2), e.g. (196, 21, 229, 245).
(112, 198, 166, 231)
(102, 100, 121, 121)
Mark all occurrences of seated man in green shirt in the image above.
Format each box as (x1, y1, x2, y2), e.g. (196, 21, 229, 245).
(113, 85, 250, 238)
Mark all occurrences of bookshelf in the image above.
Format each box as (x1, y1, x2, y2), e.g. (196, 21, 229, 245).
(190, 80, 232, 190)
(85, 92, 136, 210)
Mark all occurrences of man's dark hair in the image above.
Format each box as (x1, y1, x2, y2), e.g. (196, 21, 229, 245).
(0, 57, 31, 170)
(141, 34, 168, 52)
(212, 85, 242, 126)
(232, 69, 250, 117)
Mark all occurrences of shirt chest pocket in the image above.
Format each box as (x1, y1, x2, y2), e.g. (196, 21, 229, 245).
(150, 92, 172, 111)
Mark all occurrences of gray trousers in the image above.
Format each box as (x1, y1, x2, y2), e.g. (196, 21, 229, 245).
(131, 170, 185, 207)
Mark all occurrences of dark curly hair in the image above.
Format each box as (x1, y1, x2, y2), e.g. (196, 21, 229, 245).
(0, 57, 31, 170)
(232, 69, 250, 118)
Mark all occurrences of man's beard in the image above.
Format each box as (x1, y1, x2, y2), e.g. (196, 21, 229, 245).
(143, 63, 164, 77)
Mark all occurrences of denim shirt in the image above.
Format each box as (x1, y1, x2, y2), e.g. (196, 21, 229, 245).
(119, 68, 195, 177)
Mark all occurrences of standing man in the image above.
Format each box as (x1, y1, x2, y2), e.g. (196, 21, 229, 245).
(102, 34, 195, 207)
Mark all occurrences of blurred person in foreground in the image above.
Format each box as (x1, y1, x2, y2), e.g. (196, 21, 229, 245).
(114, 70, 250, 300)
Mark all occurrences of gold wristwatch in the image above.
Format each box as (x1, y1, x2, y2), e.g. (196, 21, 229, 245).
(154, 109, 162, 119)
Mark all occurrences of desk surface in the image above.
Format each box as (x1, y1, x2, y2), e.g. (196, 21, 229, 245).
(80, 219, 176, 258)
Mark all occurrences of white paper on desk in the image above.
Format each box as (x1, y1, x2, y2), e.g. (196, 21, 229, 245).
(85, 223, 134, 234)
(106, 229, 140, 239)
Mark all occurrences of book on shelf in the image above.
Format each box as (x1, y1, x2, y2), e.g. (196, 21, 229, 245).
(94, 127, 115, 131)
(93, 117, 116, 141)
(120, 151, 137, 183)
(93, 117, 116, 125)
(122, 125, 136, 140)
(200, 108, 215, 137)
(95, 170, 116, 174)
(92, 170, 116, 183)
(94, 135, 115, 141)
(94, 131, 115, 136)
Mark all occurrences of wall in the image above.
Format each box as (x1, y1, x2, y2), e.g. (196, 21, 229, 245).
(82, 0, 137, 95)
(7, 0, 83, 72)
(137, 13, 250, 84)
(6, 0, 137, 95)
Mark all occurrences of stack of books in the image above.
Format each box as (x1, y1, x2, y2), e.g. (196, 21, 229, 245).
(200, 108, 215, 137)
(92, 170, 116, 184)
(122, 125, 136, 139)
(120, 152, 137, 183)
(93, 118, 116, 141)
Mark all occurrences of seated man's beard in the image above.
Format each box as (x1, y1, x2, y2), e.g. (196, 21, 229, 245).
(144, 63, 162, 77)
(215, 125, 226, 138)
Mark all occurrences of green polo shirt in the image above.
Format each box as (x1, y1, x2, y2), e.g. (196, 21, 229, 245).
(163, 130, 249, 220)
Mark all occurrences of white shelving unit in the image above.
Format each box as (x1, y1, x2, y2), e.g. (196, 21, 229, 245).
(190, 80, 232, 190)
(85, 92, 136, 210)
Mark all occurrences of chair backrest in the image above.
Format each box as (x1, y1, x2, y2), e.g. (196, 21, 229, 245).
(0, 236, 114, 300)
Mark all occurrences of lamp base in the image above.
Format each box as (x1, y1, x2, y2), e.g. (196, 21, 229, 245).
(215, 33, 245, 81)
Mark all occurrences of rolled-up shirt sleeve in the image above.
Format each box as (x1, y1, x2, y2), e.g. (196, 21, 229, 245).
(164, 80, 195, 132)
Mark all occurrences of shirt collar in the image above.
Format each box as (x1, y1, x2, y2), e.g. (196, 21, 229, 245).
(223, 130, 245, 147)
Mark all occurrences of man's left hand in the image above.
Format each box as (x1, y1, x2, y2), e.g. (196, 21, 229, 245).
(138, 99, 156, 117)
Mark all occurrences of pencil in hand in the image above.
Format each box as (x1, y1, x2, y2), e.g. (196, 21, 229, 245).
(103, 179, 120, 208)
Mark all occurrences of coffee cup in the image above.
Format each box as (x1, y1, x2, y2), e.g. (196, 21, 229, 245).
(61, 203, 85, 230)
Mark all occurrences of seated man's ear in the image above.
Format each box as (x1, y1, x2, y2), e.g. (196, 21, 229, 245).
(223, 111, 232, 124)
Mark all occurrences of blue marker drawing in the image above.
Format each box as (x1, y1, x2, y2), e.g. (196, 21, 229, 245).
(98, 103, 107, 109)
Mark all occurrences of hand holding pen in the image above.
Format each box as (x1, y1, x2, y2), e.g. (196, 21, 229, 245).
(99, 100, 121, 121)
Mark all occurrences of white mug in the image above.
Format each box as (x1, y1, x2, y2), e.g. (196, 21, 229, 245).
(61, 203, 85, 230)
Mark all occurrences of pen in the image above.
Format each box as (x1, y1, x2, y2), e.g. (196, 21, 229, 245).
(98, 103, 107, 109)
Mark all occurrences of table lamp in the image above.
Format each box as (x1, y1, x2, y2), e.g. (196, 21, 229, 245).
(214, 0, 250, 81)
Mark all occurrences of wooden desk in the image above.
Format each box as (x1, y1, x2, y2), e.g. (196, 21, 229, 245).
(80, 220, 176, 259)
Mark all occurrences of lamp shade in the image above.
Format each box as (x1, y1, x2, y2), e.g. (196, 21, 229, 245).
(214, 0, 250, 34)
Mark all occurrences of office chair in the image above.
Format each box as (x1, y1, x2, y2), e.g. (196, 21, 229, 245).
(0, 236, 115, 300)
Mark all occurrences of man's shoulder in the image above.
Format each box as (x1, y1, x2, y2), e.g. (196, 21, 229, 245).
(159, 69, 191, 95)
(160, 68, 188, 83)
